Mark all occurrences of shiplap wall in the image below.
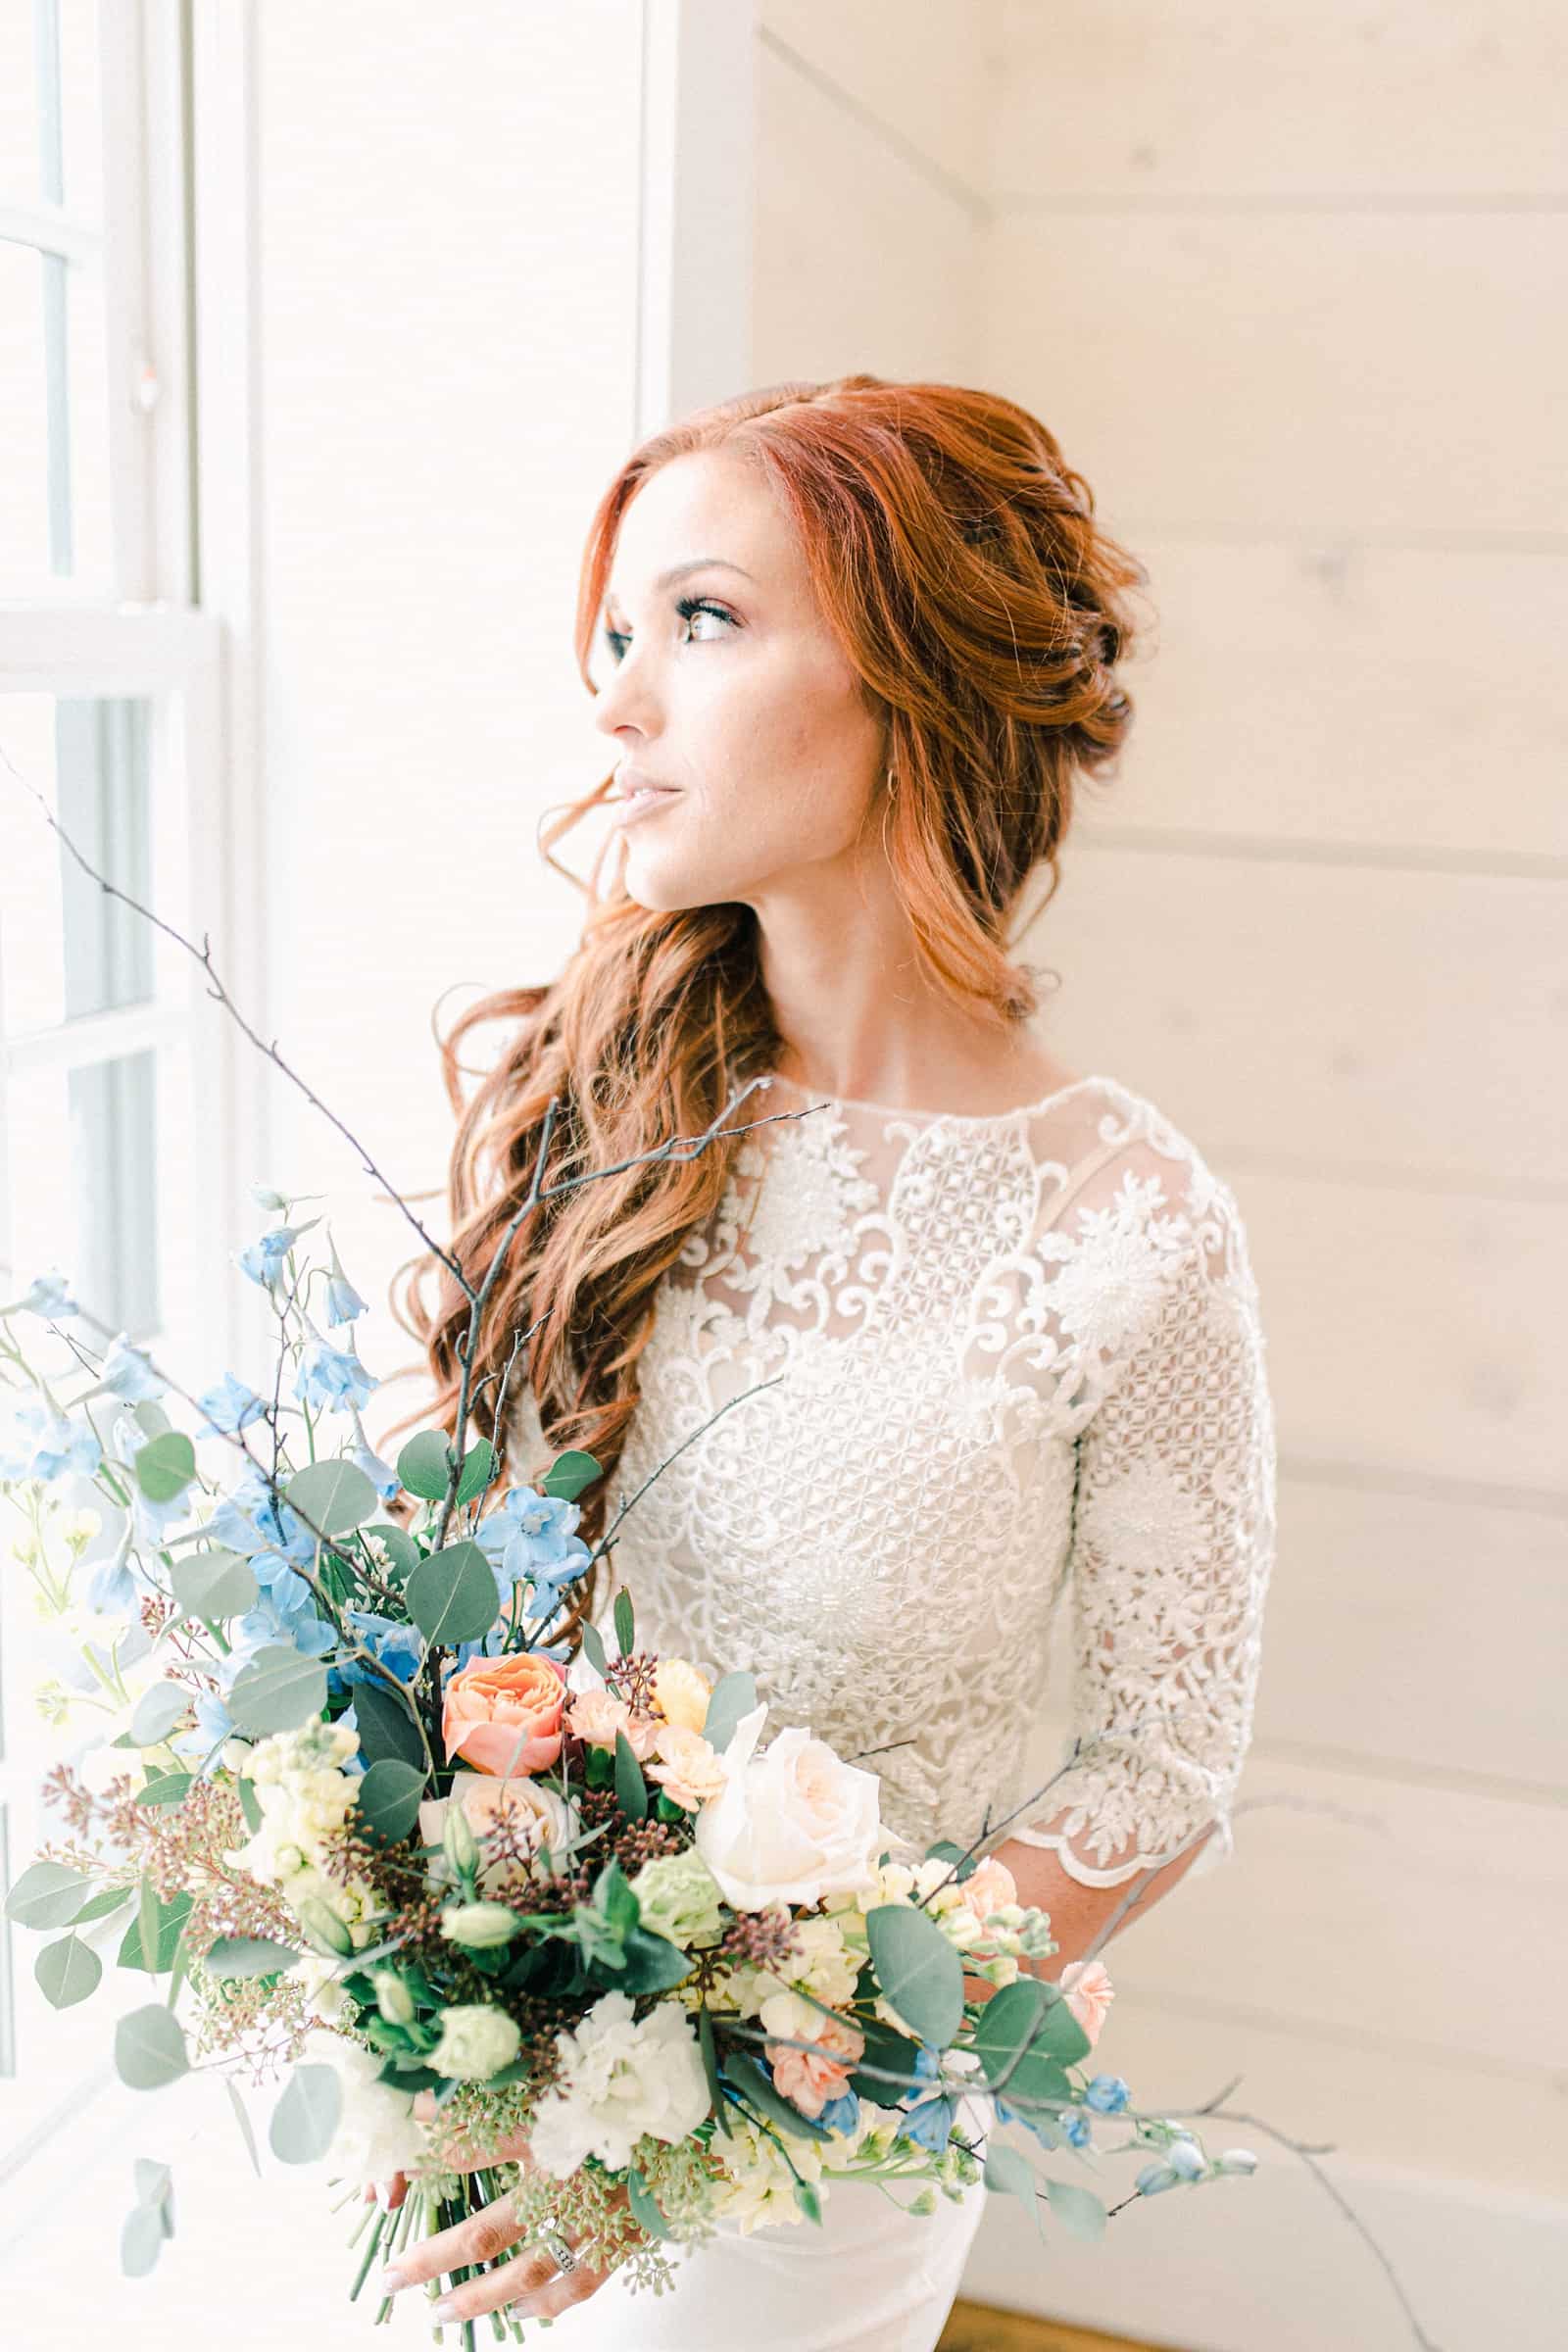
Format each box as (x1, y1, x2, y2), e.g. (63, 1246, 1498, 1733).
(754, 7, 1567, 2348)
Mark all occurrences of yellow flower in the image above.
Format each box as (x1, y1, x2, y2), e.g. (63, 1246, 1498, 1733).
(653, 1656, 712, 1734)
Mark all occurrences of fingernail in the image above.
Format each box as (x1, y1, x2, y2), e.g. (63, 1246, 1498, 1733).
(431, 2298, 458, 2324)
(377, 2266, 407, 2294)
(373, 2181, 393, 2210)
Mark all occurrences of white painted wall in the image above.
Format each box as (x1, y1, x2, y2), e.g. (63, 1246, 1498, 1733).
(752, 5, 1567, 2347)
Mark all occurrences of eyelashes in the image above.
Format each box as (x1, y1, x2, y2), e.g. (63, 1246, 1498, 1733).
(600, 595, 737, 662)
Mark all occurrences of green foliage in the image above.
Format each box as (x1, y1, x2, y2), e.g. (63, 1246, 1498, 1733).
(120, 2157, 175, 2278)
(698, 2004, 730, 2139)
(969, 1979, 1075, 2113)
(270, 2062, 343, 2163)
(204, 1935, 301, 1980)
(170, 1547, 258, 1621)
(224, 2076, 262, 2179)
(613, 1728, 648, 1821)
(115, 2004, 189, 2089)
(1046, 2177, 1107, 2241)
(135, 1770, 194, 1807)
(724, 2052, 833, 2143)
(983, 2141, 1045, 2236)
(397, 1430, 458, 1500)
(625, 2166, 668, 2239)
(405, 1540, 497, 1644)
(285, 1457, 377, 1537)
(701, 1670, 757, 1754)
(119, 1886, 193, 1975)
(370, 1523, 420, 1583)
(577, 1621, 611, 1681)
(4, 1859, 91, 1932)
(612, 1587, 635, 1657)
(133, 1430, 196, 1503)
(227, 1643, 328, 1736)
(848, 2016, 925, 2104)
(128, 1679, 191, 1747)
(539, 1448, 601, 1501)
(454, 1439, 497, 1507)
(357, 1757, 427, 1842)
(864, 1902, 965, 2047)
(35, 1932, 101, 2008)
(351, 1680, 425, 1769)
(922, 1838, 977, 1883)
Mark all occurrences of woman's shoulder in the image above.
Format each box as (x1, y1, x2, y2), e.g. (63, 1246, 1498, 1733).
(1028, 1073, 1255, 1267)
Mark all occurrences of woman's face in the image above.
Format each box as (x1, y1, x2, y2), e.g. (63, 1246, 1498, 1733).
(590, 449, 887, 913)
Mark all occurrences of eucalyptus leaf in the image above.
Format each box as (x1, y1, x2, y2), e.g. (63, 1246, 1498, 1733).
(270, 2062, 343, 2163)
(170, 1548, 259, 1622)
(369, 1523, 420, 1582)
(701, 1671, 758, 1755)
(133, 1431, 196, 1504)
(922, 1838, 977, 1883)
(115, 2004, 189, 2089)
(120, 1888, 193, 1975)
(454, 1440, 496, 1508)
(626, 2167, 668, 2239)
(132, 2157, 174, 2212)
(612, 1729, 648, 1822)
(135, 1770, 194, 1808)
(725, 2053, 833, 2143)
(863, 1903, 965, 2047)
(397, 1431, 458, 1502)
(128, 1680, 192, 1748)
(617, 1927, 694, 1995)
(132, 1399, 172, 1441)
(538, 1448, 601, 1502)
(225, 2075, 263, 2179)
(121, 2199, 168, 2277)
(237, 1778, 264, 1834)
(227, 1644, 328, 1737)
(4, 1859, 90, 1932)
(405, 1541, 498, 1646)
(1046, 2177, 1107, 2242)
(357, 1758, 426, 1843)
(577, 1621, 610, 1681)
(352, 1680, 426, 1770)
(35, 1932, 102, 2008)
(697, 2003, 730, 2139)
(970, 1979, 1073, 2112)
(612, 1587, 635, 1657)
(983, 2141, 1045, 2236)
(205, 1935, 301, 1980)
(285, 1458, 376, 1538)
(71, 1885, 134, 1926)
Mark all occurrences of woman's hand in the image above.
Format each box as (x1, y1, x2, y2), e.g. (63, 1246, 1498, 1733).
(366, 2091, 625, 2328)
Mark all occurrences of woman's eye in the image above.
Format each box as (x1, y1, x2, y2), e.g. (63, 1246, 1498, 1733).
(600, 597, 735, 663)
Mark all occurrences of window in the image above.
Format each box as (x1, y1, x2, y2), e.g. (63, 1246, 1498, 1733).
(0, 0, 237, 2151)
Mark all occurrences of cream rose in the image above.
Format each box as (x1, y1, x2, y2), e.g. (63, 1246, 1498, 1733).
(694, 1704, 884, 1912)
(417, 1770, 575, 1895)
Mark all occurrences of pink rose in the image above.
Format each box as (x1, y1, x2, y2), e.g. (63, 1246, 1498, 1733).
(564, 1688, 661, 1762)
(760, 1994, 864, 2120)
(1057, 1958, 1114, 2046)
(956, 1856, 1017, 1926)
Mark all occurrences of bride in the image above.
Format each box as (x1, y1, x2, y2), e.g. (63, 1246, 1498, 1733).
(371, 372, 1277, 2347)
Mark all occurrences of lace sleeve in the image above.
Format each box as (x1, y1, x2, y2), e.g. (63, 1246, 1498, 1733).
(1010, 1159, 1278, 1889)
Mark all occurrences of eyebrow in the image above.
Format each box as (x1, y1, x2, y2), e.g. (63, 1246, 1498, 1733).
(604, 558, 756, 608)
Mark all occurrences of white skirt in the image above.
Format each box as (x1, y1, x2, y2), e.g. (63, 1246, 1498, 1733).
(541, 2098, 992, 2352)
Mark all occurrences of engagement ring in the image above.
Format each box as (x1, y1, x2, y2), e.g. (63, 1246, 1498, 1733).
(538, 2224, 579, 2277)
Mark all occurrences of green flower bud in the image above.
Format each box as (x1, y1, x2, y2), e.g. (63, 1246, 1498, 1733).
(372, 1968, 416, 2025)
(442, 1802, 479, 1877)
(294, 1895, 354, 1957)
(427, 2003, 522, 2082)
(439, 1901, 519, 1950)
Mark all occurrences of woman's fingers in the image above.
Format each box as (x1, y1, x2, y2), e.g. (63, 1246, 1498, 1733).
(378, 2182, 526, 2295)
(427, 2233, 608, 2328)
(362, 2172, 407, 2211)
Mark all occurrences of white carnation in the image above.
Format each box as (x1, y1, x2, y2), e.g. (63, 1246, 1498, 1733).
(527, 1992, 710, 2177)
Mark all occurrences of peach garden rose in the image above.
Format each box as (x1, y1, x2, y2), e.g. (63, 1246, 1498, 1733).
(441, 1650, 567, 1777)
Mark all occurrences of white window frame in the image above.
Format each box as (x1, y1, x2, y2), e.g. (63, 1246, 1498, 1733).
(0, 0, 266, 2155)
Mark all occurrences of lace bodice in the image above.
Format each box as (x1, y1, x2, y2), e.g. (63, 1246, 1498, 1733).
(511, 1071, 1277, 1889)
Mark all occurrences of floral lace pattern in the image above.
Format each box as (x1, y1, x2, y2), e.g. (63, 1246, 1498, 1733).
(512, 1074, 1276, 1888)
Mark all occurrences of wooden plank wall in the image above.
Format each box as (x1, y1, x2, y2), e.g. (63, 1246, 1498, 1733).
(754, 7, 1567, 2347)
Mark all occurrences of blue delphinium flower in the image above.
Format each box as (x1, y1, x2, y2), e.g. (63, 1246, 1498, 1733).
(898, 2093, 958, 2154)
(474, 1485, 591, 1615)
(196, 1370, 270, 1436)
(19, 1270, 78, 1319)
(1059, 2106, 1093, 2149)
(236, 1225, 300, 1290)
(1084, 2074, 1129, 2115)
(100, 1333, 167, 1403)
(87, 1536, 161, 1619)
(350, 1437, 400, 1504)
(209, 1461, 317, 1565)
(168, 1686, 239, 1767)
(330, 1609, 423, 1693)
(238, 1553, 336, 1655)
(0, 1399, 103, 1484)
(295, 1335, 377, 1416)
(819, 2090, 860, 2137)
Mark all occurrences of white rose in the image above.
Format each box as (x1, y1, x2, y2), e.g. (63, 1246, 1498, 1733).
(427, 2003, 522, 2082)
(298, 2028, 426, 2183)
(526, 1991, 710, 2177)
(694, 1705, 884, 1913)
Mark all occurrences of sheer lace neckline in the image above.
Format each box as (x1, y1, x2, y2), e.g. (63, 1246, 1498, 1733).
(754, 1068, 1110, 1129)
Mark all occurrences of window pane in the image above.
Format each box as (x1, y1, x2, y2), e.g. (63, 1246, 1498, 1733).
(0, 237, 113, 592)
(0, 0, 103, 217)
(0, 694, 155, 1034)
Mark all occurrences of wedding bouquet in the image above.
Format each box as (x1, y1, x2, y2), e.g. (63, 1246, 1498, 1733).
(0, 1215, 1252, 2344)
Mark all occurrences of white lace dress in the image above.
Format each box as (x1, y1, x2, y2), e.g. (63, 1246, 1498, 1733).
(515, 1069, 1278, 2349)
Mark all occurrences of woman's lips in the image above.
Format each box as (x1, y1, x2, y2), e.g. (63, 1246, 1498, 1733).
(612, 782, 679, 828)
